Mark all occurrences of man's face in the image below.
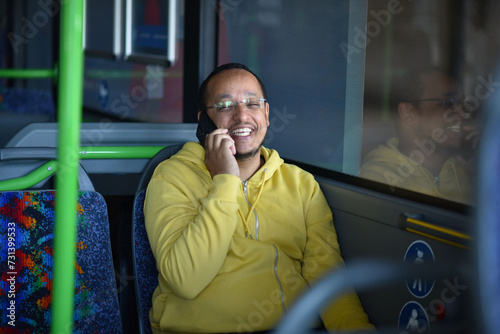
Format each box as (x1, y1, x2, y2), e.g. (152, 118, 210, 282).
(204, 69, 270, 160)
(413, 71, 465, 150)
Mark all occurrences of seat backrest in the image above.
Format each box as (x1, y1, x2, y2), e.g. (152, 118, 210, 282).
(0, 87, 55, 148)
(0, 190, 122, 333)
(132, 144, 183, 334)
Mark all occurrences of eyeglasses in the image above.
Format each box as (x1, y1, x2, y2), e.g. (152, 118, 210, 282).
(406, 98, 474, 111)
(206, 98, 267, 112)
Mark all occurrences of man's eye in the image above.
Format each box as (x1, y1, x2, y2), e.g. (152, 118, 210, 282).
(246, 102, 260, 108)
(442, 100, 454, 109)
(217, 102, 233, 111)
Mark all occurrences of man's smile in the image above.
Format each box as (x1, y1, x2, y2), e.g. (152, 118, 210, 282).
(230, 126, 254, 138)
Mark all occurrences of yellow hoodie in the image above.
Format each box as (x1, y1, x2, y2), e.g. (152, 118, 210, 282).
(144, 142, 373, 333)
(360, 137, 472, 204)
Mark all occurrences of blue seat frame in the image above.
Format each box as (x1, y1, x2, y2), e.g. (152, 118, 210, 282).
(131, 144, 183, 334)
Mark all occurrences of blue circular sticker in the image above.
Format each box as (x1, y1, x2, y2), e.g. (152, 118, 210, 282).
(398, 301, 430, 333)
(404, 240, 435, 298)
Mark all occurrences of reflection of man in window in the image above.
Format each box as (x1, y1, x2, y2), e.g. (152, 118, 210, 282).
(360, 67, 476, 204)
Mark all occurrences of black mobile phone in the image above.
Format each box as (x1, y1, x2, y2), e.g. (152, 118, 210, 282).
(196, 111, 218, 148)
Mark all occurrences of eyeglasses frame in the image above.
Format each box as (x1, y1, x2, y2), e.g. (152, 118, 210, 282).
(205, 98, 267, 112)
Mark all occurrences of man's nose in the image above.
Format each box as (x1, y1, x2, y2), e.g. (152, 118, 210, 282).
(453, 101, 469, 119)
(232, 103, 249, 120)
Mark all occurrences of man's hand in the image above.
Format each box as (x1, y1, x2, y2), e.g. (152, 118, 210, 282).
(204, 129, 239, 179)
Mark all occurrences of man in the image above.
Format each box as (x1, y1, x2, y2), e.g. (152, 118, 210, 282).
(360, 66, 476, 204)
(144, 63, 374, 333)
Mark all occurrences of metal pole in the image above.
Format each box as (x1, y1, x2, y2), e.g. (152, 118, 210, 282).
(51, 0, 84, 332)
(0, 146, 168, 191)
(0, 66, 58, 79)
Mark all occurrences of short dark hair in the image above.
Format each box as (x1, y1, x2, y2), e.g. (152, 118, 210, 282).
(389, 65, 449, 117)
(197, 63, 268, 112)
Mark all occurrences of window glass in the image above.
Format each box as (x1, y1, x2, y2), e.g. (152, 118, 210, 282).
(85, 0, 117, 57)
(361, 0, 499, 205)
(83, 0, 184, 123)
(220, 0, 365, 174)
(220, 0, 498, 205)
(129, 0, 170, 59)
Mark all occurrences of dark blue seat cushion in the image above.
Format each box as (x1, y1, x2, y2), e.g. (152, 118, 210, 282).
(132, 189, 158, 334)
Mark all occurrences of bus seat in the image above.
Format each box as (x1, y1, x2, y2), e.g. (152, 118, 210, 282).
(0, 147, 121, 332)
(0, 87, 55, 116)
(0, 190, 122, 333)
(0, 87, 55, 148)
(132, 144, 183, 334)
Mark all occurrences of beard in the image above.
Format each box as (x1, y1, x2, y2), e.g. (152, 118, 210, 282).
(234, 138, 265, 161)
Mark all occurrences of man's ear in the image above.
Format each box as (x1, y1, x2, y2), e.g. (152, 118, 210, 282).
(398, 102, 417, 125)
(197, 111, 201, 121)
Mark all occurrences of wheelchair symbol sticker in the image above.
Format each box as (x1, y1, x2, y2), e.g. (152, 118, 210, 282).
(404, 240, 435, 298)
(98, 80, 109, 109)
(398, 301, 429, 333)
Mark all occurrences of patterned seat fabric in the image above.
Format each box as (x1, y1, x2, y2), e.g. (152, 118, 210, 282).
(0, 87, 55, 116)
(132, 190, 157, 334)
(0, 190, 122, 333)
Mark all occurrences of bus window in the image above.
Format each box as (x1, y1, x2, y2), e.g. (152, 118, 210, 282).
(83, 0, 185, 123)
(361, 0, 498, 206)
(219, 0, 497, 206)
(219, 0, 366, 174)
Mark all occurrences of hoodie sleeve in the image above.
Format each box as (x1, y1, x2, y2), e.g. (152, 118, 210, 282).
(301, 180, 376, 332)
(144, 168, 242, 300)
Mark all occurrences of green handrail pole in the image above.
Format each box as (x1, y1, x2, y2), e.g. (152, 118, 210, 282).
(51, 1, 84, 333)
(0, 66, 58, 79)
(0, 161, 57, 191)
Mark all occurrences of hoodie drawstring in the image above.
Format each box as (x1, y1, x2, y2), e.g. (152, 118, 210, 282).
(419, 165, 443, 196)
(419, 163, 465, 202)
(238, 168, 268, 239)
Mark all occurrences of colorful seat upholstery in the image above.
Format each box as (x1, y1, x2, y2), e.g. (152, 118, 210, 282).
(0, 190, 122, 333)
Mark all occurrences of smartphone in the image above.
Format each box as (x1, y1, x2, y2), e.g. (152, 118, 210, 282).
(196, 111, 218, 148)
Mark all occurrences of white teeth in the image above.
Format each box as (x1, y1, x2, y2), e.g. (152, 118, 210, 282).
(232, 128, 252, 136)
(447, 124, 462, 133)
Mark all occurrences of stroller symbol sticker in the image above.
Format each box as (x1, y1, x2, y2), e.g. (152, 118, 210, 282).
(404, 240, 435, 298)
